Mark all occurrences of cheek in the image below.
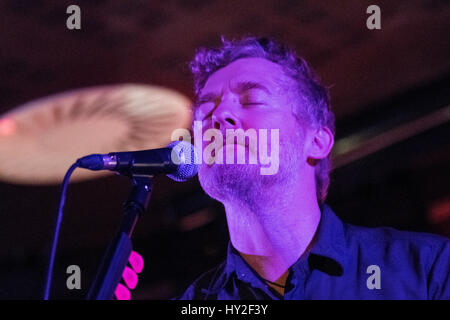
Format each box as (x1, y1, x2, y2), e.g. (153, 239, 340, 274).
(193, 120, 216, 149)
(279, 119, 306, 155)
(239, 111, 278, 131)
(255, 112, 300, 138)
(241, 111, 302, 144)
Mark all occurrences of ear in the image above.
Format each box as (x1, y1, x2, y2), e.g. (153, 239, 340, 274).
(305, 126, 334, 164)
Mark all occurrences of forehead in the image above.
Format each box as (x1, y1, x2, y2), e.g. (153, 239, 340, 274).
(200, 57, 287, 94)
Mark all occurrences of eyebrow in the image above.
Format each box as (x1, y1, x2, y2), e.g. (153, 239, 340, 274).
(197, 80, 270, 105)
(233, 80, 271, 95)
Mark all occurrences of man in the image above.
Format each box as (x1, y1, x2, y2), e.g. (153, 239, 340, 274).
(176, 36, 449, 299)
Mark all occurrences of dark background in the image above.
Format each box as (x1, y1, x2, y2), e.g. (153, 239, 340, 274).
(0, 0, 449, 299)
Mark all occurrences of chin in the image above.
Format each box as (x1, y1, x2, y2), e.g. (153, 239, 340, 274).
(198, 162, 285, 205)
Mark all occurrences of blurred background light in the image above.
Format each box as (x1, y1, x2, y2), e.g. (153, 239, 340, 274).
(0, 84, 192, 185)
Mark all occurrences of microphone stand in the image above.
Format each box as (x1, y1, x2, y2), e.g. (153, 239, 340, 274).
(86, 175, 153, 300)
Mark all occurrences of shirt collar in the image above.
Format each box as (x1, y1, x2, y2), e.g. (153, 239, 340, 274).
(303, 204, 347, 276)
(309, 204, 347, 263)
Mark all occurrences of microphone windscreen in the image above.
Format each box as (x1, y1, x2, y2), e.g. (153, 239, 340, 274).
(166, 141, 199, 182)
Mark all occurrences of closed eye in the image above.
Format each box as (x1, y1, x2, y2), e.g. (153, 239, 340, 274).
(241, 88, 267, 107)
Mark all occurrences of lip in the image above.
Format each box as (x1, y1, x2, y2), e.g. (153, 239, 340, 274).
(209, 141, 251, 160)
(217, 142, 248, 151)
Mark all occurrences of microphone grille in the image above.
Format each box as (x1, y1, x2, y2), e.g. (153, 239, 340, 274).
(166, 141, 199, 182)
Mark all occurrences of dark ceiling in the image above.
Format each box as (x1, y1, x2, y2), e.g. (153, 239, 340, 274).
(0, 0, 449, 299)
(1, 0, 449, 118)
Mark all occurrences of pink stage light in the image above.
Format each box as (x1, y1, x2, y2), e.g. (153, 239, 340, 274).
(114, 283, 131, 300)
(122, 266, 138, 290)
(128, 250, 144, 274)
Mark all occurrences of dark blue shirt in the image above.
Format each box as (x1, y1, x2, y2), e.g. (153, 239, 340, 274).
(175, 205, 450, 300)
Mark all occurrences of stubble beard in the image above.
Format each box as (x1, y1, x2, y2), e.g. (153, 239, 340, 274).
(198, 137, 300, 213)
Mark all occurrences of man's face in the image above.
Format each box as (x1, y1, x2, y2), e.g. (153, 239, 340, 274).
(194, 57, 309, 206)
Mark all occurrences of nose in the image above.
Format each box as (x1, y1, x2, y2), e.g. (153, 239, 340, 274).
(211, 101, 241, 132)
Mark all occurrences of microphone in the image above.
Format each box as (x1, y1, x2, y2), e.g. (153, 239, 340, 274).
(76, 141, 199, 181)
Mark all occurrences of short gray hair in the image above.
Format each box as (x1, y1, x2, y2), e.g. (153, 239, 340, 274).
(190, 36, 335, 204)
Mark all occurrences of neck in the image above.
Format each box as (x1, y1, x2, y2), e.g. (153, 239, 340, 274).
(223, 180, 321, 284)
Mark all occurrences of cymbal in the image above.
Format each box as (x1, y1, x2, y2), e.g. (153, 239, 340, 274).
(0, 84, 192, 185)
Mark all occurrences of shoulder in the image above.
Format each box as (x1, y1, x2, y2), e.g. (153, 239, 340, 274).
(343, 221, 449, 250)
(171, 261, 228, 300)
(343, 221, 450, 298)
(343, 219, 450, 299)
(324, 204, 449, 263)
